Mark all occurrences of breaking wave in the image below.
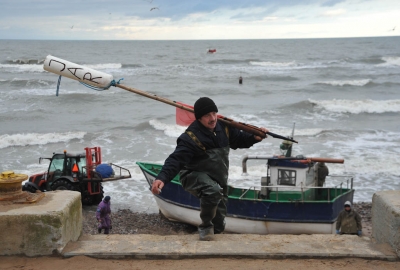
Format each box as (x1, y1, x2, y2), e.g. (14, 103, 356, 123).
(316, 79, 372, 87)
(249, 61, 297, 67)
(149, 119, 186, 138)
(377, 56, 400, 67)
(0, 132, 87, 149)
(309, 99, 400, 114)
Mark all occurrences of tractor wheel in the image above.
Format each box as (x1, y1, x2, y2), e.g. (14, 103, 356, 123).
(22, 183, 37, 193)
(51, 179, 74, 191)
(81, 190, 94, 205)
(81, 184, 104, 206)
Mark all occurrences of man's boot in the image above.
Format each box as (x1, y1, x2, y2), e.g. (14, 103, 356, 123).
(198, 203, 218, 241)
(199, 226, 214, 241)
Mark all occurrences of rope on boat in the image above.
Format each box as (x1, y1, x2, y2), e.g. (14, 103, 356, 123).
(54, 77, 124, 95)
(79, 78, 124, 91)
(56, 75, 62, 96)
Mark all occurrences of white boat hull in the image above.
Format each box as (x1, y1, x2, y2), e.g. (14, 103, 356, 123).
(154, 196, 337, 234)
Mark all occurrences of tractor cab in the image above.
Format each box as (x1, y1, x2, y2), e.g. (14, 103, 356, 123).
(42, 151, 87, 190)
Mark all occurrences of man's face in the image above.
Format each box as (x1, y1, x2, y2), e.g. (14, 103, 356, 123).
(199, 111, 218, 131)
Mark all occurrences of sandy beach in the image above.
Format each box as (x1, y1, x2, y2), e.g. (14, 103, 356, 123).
(1, 256, 399, 270)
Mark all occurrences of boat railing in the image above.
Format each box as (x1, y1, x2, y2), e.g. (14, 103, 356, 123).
(237, 176, 353, 203)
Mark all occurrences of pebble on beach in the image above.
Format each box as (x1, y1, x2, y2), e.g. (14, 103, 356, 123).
(83, 202, 372, 237)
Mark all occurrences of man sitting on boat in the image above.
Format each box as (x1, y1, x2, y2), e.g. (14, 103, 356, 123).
(151, 97, 267, 241)
(336, 201, 362, 236)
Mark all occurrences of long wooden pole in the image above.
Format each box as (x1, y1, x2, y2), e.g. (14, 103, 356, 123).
(116, 84, 297, 143)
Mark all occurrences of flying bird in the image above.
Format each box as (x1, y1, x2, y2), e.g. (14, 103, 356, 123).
(392, 26, 396, 31)
(150, 7, 159, 11)
(71, 25, 74, 29)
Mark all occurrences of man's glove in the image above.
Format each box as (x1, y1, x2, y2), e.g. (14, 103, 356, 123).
(336, 230, 340, 234)
(357, 230, 362, 236)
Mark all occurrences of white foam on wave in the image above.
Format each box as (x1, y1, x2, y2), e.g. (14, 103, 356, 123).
(149, 119, 186, 138)
(0, 132, 86, 149)
(377, 56, 400, 67)
(275, 127, 324, 137)
(249, 61, 297, 67)
(0, 64, 44, 73)
(309, 99, 400, 114)
(317, 79, 371, 86)
(10, 87, 101, 97)
(228, 113, 323, 137)
(85, 63, 122, 70)
(324, 130, 400, 174)
(101, 165, 160, 212)
(248, 61, 327, 71)
(0, 63, 121, 74)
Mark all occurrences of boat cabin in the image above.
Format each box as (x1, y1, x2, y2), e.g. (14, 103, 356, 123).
(260, 158, 320, 201)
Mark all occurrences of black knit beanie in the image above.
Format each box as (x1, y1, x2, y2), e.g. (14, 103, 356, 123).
(194, 97, 218, 119)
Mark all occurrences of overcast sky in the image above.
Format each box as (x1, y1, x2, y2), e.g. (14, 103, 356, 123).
(0, 0, 399, 40)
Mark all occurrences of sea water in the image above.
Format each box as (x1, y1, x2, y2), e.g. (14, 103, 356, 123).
(1, 37, 399, 212)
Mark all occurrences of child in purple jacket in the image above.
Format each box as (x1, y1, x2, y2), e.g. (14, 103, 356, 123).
(96, 196, 112, 234)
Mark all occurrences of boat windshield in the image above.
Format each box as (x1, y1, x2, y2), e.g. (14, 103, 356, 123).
(277, 169, 296, 186)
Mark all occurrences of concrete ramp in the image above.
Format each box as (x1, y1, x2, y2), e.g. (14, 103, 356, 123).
(62, 234, 398, 260)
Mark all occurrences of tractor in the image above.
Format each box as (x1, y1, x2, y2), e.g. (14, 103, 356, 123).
(22, 147, 131, 205)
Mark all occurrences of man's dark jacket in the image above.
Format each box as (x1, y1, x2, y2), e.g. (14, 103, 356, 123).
(156, 119, 258, 184)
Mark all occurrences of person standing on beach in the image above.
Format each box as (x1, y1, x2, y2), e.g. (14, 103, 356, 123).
(96, 195, 112, 234)
(336, 201, 362, 236)
(151, 97, 267, 241)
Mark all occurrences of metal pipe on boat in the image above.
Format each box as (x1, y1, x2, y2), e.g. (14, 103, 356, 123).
(242, 155, 344, 175)
(241, 155, 271, 175)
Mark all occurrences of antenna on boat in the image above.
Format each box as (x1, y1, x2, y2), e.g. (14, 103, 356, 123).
(291, 122, 295, 138)
(280, 122, 296, 157)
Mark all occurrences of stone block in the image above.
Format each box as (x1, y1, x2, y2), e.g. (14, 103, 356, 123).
(372, 190, 400, 257)
(0, 191, 82, 256)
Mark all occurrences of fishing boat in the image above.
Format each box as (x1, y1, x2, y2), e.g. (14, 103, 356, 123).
(137, 126, 354, 235)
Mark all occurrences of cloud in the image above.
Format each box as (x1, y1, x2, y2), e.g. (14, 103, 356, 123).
(0, 0, 400, 40)
(322, 8, 347, 17)
(321, 0, 347, 7)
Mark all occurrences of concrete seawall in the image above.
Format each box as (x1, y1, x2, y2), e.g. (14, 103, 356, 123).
(0, 191, 82, 256)
(372, 190, 400, 257)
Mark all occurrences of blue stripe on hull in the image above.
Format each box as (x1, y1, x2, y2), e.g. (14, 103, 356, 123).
(157, 180, 354, 223)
